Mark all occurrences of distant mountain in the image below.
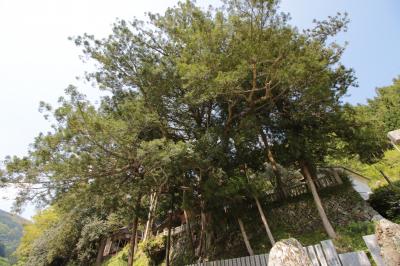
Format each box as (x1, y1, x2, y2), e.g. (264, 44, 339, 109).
(0, 209, 29, 259)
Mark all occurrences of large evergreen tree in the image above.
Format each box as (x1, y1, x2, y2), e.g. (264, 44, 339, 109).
(2, 0, 382, 264)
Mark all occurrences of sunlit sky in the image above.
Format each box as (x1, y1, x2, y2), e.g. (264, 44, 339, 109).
(1, 0, 399, 219)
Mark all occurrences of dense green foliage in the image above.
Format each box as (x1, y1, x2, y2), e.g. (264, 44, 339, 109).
(330, 149, 400, 188)
(328, 78, 400, 187)
(369, 181, 400, 223)
(14, 207, 124, 266)
(0, 210, 28, 260)
(102, 245, 154, 266)
(140, 236, 166, 265)
(1, 0, 393, 264)
(14, 208, 59, 266)
(365, 78, 400, 134)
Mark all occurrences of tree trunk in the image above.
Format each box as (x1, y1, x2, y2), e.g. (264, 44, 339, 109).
(143, 193, 154, 241)
(238, 218, 254, 256)
(165, 212, 173, 266)
(254, 196, 275, 245)
(301, 163, 337, 239)
(378, 169, 393, 186)
(127, 216, 139, 266)
(197, 201, 207, 260)
(260, 130, 286, 198)
(184, 209, 195, 255)
(166, 192, 174, 266)
(182, 190, 195, 254)
(95, 238, 107, 266)
(128, 193, 142, 266)
(144, 192, 158, 241)
(134, 231, 139, 256)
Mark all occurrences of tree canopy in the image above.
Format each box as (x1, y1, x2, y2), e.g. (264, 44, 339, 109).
(1, 0, 389, 265)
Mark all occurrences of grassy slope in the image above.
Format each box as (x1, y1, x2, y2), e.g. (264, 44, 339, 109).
(330, 149, 400, 188)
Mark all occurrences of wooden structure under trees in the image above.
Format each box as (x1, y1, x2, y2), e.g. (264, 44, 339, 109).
(265, 167, 372, 202)
(97, 210, 187, 263)
(265, 174, 338, 202)
(97, 227, 143, 264)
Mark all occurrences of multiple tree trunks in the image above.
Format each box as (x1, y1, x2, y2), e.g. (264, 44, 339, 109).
(184, 209, 195, 255)
(259, 128, 338, 243)
(4, 1, 380, 265)
(127, 216, 139, 266)
(144, 192, 159, 241)
(127, 193, 142, 266)
(105, 137, 338, 265)
(107, 163, 338, 265)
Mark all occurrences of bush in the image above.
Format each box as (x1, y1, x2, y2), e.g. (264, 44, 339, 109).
(369, 181, 400, 223)
(140, 236, 166, 265)
(102, 245, 153, 266)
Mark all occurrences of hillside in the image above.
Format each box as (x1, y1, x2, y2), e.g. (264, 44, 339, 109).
(0, 209, 29, 259)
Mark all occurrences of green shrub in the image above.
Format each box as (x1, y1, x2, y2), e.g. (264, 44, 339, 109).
(102, 245, 153, 266)
(369, 181, 400, 223)
(140, 236, 166, 265)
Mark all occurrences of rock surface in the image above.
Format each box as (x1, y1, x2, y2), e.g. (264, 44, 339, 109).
(268, 238, 312, 266)
(376, 218, 400, 266)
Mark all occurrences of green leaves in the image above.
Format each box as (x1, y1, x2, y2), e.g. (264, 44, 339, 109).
(3, 0, 383, 263)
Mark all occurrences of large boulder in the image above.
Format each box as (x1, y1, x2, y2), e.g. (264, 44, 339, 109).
(376, 218, 400, 266)
(268, 238, 312, 266)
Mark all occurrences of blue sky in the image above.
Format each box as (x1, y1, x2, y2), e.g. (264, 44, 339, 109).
(0, 0, 399, 219)
(281, 0, 400, 104)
